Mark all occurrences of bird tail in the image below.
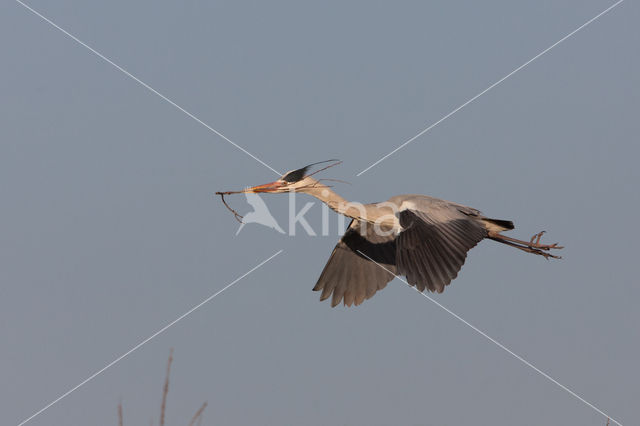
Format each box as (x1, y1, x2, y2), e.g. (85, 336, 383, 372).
(482, 218, 515, 231)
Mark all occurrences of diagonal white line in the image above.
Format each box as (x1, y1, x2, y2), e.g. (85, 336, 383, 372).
(356, 0, 624, 176)
(17, 249, 283, 426)
(356, 250, 624, 426)
(15, 0, 281, 176)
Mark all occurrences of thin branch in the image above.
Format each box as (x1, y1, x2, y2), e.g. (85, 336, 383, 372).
(187, 402, 208, 426)
(215, 192, 244, 223)
(160, 348, 174, 426)
(118, 401, 123, 426)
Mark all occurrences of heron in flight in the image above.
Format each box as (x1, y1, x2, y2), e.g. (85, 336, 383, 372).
(217, 160, 562, 307)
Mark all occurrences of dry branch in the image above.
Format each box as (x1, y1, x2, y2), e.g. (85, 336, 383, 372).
(159, 348, 174, 426)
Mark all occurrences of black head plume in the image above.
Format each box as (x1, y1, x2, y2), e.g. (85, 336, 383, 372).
(282, 166, 310, 183)
(281, 159, 341, 183)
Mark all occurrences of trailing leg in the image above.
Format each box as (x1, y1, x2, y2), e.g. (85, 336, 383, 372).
(488, 231, 563, 259)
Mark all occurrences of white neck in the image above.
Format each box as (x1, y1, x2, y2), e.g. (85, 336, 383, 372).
(298, 178, 387, 224)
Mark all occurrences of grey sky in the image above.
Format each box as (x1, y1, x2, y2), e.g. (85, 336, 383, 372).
(1, 1, 638, 425)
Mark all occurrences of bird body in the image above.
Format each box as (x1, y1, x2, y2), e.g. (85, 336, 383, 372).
(217, 161, 561, 307)
(310, 190, 510, 306)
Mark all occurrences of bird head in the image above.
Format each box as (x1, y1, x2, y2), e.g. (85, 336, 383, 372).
(241, 160, 342, 194)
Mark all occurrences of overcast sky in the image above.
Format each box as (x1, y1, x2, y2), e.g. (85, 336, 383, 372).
(1, 1, 639, 425)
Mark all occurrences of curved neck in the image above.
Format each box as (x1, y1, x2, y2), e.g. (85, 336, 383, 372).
(300, 179, 374, 222)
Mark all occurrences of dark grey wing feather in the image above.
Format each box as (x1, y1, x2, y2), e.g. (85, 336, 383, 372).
(396, 209, 487, 293)
(313, 220, 397, 307)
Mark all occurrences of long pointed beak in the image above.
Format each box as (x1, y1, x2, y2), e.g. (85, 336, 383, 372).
(242, 181, 285, 193)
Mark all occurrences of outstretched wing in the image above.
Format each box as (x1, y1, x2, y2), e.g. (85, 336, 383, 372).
(313, 220, 397, 307)
(396, 209, 487, 293)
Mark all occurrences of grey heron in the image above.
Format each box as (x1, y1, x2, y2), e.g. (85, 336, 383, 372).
(216, 161, 562, 307)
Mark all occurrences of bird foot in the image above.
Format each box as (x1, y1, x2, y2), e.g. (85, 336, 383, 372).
(528, 231, 563, 251)
(520, 244, 562, 260)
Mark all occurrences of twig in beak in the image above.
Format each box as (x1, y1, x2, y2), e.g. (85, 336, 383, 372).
(215, 191, 244, 223)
